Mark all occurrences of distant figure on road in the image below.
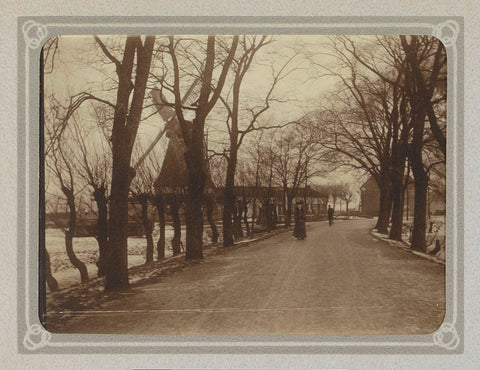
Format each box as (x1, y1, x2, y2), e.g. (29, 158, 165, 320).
(328, 205, 334, 226)
(293, 200, 307, 240)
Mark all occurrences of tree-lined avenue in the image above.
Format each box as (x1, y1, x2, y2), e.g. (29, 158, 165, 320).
(56, 219, 445, 335)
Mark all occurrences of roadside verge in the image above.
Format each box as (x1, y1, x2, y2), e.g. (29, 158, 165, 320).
(45, 226, 293, 331)
(369, 229, 445, 266)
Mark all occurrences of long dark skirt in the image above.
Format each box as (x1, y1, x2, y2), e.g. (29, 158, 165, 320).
(293, 220, 306, 239)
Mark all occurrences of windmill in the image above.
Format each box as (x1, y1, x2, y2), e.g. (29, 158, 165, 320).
(146, 79, 219, 247)
(133, 78, 199, 171)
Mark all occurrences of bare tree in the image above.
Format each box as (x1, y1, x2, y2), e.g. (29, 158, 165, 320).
(40, 47, 58, 292)
(130, 149, 162, 264)
(315, 36, 411, 234)
(399, 35, 446, 251)
(311, 184, 331, 214)
(150, 192, 166, 260)
(218, 36, 299, 246)
(43, 35, 156, 289)
(70, 114, 111, 276)
(329, 183, 344, 211)
(328, 35, 446, 249)
(272, 123, 323, 227)
(45, 103, 89, 284)
(244, 132, 265, 238)
(94, 35, 156, 290)
(339, 182, 354, 215)
(203, 131, 220, 243)
(167, 194, 183, 255)
(235, 161, 260, 236)
(166, 35, 239, 259)
(259, 133, 277, 232)
(152, 122, 186, 256)
(44, 248, 59, 292)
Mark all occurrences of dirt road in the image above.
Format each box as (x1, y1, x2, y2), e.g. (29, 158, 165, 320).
(55, 218, 445, 335)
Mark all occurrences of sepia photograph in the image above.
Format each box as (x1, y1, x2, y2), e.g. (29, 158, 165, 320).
(40, 33, 447, 336)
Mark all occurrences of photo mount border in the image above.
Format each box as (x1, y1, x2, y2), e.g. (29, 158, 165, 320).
(17, 16, 464, 354)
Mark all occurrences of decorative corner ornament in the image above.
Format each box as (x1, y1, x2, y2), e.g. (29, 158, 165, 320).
(23, 324, 51, 350)
(432, 20, 460, 47)
(22, 20, 48, 49)
(433, 323, 460, 350)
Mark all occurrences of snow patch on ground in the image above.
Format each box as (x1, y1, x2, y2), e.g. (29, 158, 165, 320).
(45, 226, 293, 332)
(370, 216, 446, 265)
(46, 222, 273, 291)
(402, 216, 446, 262)
(45, 224, 186, 290)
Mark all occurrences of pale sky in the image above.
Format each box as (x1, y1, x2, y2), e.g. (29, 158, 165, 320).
(44, 34, 369, 206)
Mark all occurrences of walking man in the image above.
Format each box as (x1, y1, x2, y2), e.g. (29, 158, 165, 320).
(327, 204, 334, 226)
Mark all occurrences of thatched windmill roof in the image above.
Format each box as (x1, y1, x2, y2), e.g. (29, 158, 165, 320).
(154, 133, 188, 193)
(154, 119, 215, 195)
(151, 86, 215, 196)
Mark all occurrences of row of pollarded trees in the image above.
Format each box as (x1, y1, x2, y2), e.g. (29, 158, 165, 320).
(213, 121, 327, 231)
(43, 35, 306, 292)
(314, 35, 446, 252)
(310, 182, 355, 214)
(44, 35, 157, 291)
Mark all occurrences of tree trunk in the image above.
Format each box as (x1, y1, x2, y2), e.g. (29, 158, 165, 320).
(104, 37, 138, 292)
(64, 189, 89, 283)
(388, 87, 410, 241)
(250, 152, 261, 238)
(266, 162, 274, 233)
(39, 46, 59, 316)
(242, 197, 250, 236)
(271, 202, 278, 230)
(154, 195, 166, 260)
(285, 194, 293, 228)
(410, 171, 428, 251)
(184, 121, 206, 260)
(250, 198, 256, 238)
(168, 197, 182, 256)
(407, 100, 427, 251)
(389, 131, 408, 241)
(93, 186, 108, 277)
(139, 194, 154, 264)
(232, 201, 239, 238)
(205, 195, 219, 243)
(106, 157, 132, 290)
(400, 35, 431, 253)
(104, 35, 155, 291)
(237, 201, 245, 235)
(263, 200, 272, 232)
(45, 248, 58, 292)
(389, 182, 405, 241)
(233, 200, 244, 238)
(375, 175, 392, 234)
(409, 140, 429, 252)
(169, 36, 238, 259)
(222, 149, 237, 246)
(389, 151, 407, 241)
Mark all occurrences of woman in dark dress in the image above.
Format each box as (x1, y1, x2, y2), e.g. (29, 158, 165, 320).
(293, 200, 307, 240)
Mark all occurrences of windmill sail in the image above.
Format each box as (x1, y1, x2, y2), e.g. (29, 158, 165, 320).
(133, 79, 200, 170)
(152, 78, 215, 194)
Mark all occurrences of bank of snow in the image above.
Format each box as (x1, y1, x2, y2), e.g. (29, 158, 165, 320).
(370, 216, 446, 265)
(45, 222, 201, 290)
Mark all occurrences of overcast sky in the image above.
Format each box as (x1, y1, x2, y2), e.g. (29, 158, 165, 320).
(44, 34, 373, 206)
